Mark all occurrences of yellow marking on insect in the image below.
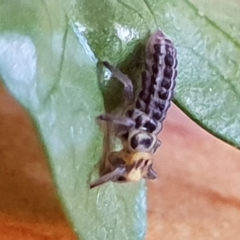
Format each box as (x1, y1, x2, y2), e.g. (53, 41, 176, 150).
(127, 168, 142, 182)
(112, 151, 153, 181)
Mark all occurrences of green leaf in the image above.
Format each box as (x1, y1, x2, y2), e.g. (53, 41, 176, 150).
(0, 0, 239, 239)
(0, 1, 147, 240)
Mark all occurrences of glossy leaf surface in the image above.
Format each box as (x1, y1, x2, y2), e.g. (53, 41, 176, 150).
(0, 0, 239, 240)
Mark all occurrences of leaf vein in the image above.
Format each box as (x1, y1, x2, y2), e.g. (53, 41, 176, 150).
(116, 0, 144, 20)
(43, 21, 69, 104)
(187, 46, 240, 101)
(142, 0, 158, 28)
(184, 0, 240, 49)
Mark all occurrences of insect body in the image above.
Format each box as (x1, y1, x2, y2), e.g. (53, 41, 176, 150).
(90, 30, 178, 188)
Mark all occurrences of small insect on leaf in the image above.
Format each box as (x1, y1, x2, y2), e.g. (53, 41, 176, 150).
(90, 30, 178, 188)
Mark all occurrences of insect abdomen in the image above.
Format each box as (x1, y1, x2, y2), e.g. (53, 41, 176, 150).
(133, 31, 178, 130)
(125, 31, 177, 153)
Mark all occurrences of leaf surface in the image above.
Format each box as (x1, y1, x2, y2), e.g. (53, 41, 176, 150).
(0, 0, 239, 240)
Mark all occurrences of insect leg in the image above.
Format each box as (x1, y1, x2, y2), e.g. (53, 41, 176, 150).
(97, 114, 134, 135)
(90, 166, 126, 188)
(97, 114, 135, 130)
(103, 61, 134, 105)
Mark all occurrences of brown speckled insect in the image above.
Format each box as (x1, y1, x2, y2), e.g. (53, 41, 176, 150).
(90, 30, 178, 188)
